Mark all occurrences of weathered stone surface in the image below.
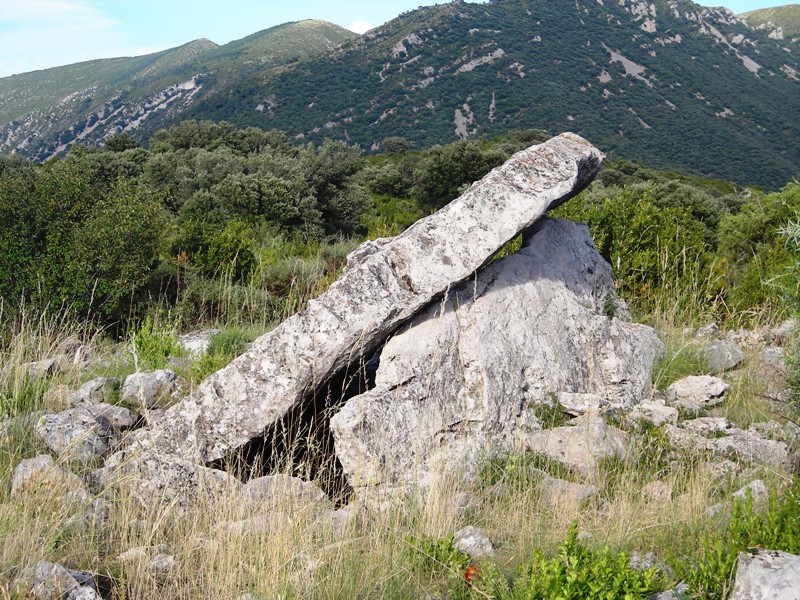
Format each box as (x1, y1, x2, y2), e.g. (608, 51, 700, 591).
(98, 134, 605, 506)
(84, 403, 137, 430)
(733, 479, 768, 501)
(665, 425, 788, 468)
(730, 550, 800, 600)
(525, 414, 630, 475)
(630, 399, 679, 427)
(12, 561, 100, 600)
(34, 408, 119, 463)
(240, 474, 327, 507)
(648, 582, 689, 600)
(703, 339, 745, 373)
(120, 369, 187, 410)
(771, 318, 798, 346)
(65, 377, 120, 407)
(681, 417, 734, 437)
(148, 554, 177, 575)
(179, 329, 220, 357)
(20, 357, 62, 382)
(539, 477, 599, 508)
(454, 526, 495, 560)
(331, 219, 660, 498)
(665, 376, 729, 412)
(11, 455, 84, 498)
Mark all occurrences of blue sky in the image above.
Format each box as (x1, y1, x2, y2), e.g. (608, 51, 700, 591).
(0, 0, 788, 78)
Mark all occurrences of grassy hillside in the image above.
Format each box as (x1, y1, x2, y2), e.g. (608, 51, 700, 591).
(740, 4, 800, 40)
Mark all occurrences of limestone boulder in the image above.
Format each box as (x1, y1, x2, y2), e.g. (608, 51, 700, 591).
(34, 408, 119, 463)
(330, 219, 660, 498)
(120, 369, 187, 410)
(11, 455, 85, 499)
(524, 414, 631, 475)
(665, 376, 729, 412)
(730, 550, 800, 600)
(703, 339, 745, 373)
(454, 526, 495, 560)
(65, 377, 120, 407)
(98, 133, 605, 507)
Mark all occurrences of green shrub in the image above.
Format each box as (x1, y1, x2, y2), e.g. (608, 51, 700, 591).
(674, 478, 800, 599)
(131, 313, 182, 370)
(462, 522, 660, 599)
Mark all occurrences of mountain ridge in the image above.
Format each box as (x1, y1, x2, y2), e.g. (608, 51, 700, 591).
(1, 1, 798, 189)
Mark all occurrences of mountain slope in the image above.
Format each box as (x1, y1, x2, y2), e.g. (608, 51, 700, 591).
(180, 0, 799, 189)
(0, 21, 356, 160)
(1, 1, 798, 189)
(739, 4, 800, 41)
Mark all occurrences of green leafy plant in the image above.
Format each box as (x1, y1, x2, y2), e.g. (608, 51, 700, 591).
(131, 313, 182, 370)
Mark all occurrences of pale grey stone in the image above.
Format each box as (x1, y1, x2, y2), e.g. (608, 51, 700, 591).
(665, 376, 729, 412)
(120, 369, 187, 410)
(84, 403, 137, 430)
(240, 474, 327, 507)
(539, 477, 599, 507)
(331, 220, 660, 499)
(666, 426, 788, 468)
(98, 134, 605, 507)
(65, 377, 120, 407)
(733, 479, 768, 501)
(525, 414, 630, 474)
(454, 526, 495, 560)
(681, 417, 734, 437)
(703, 339, 745, 373)
(21, 357, 62, 382)
(771, 319, 798, 346)
(558, 393, 608, 416)
(11, 454, 84, 498)
(630, 399, 679, 427)
(13, 561, 80, 600)
(148, 554, 177, 575)
(730, 550, 800, 600)
(115, 547, 149, 563)
(179, 329, 220, 357)
(695, 323, 720, 339)
(649, 582, 689, 600)
(34, 408, 118, 463)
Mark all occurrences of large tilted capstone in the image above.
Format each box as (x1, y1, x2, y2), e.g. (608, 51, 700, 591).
(98, 133, 604, 505)
(329, 218, 664, 500)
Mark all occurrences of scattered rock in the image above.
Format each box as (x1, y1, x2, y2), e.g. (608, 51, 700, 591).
(20, 358, 63, 382)
(65, 377, 121, 407)
(120, 369, 187, 410)
(680, 417, 734, 437)
(332, 220, 660, 500)
(630, 399, 679, 427)
(695, 323, 720, 339)
(771, 318, 798, 346)
(98, 134, 605, 507)
(730, 550, 800, 600)
(34, 408, 119, 463)
(11, 455, 84, 499)
(558, 393, 608, 416)
(240, 474, 327, 507)
(115, 547, 149, 564)
(703, 339, 745, 373)
(12, 561, 100, 600)
(83, 403, 137, 430)
(539, 477, 599, 508)
(524, 414, 630, 475)
(642, 480, 673, 503)
(666, 426, 788, 469)
(733, 479, 768, 501)
(649, 581, 689, 600)
(179, 329, 220, 357)
(148, 554, 177, 575)
(453, 526, 495, 560)
(665, 376, 729, 412)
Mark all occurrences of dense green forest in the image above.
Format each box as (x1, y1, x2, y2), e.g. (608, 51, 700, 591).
(0, 120, 798, 335)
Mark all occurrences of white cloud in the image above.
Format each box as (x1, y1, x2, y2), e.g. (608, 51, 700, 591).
(347, 20, 374, 34)
(0, 0, 159, 77)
